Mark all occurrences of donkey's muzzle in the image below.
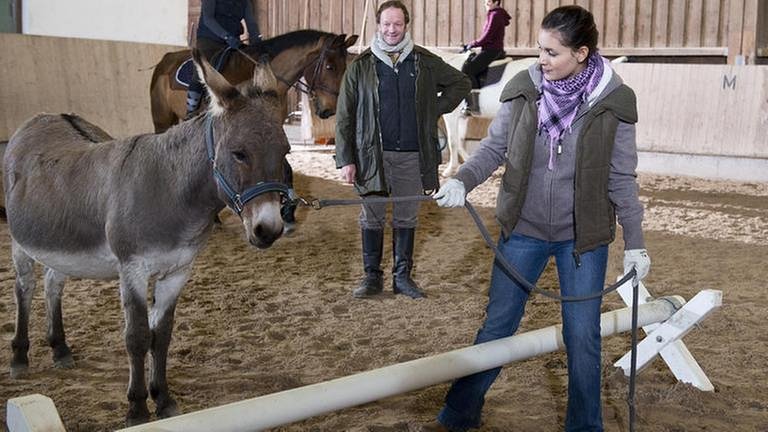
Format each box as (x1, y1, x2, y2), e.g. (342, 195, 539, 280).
(249, 222, 283, 249)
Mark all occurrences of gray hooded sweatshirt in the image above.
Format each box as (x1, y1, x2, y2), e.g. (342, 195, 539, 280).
(454, 62, 645, 252)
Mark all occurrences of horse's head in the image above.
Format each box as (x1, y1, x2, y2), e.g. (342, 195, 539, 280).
(193, 49, 290, 249)
(304, 33, 358, 119)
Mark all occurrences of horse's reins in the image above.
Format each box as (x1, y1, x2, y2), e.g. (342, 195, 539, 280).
(296, 192, 647, 431)
(204, 114, 291, 216)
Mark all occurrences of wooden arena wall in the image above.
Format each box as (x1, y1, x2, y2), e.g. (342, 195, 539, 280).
(2, 3, 765, 160)
(617, 63, 768, 158)
(0, 33, 181, 141)
(462, 63, 768, 158)
(242, 0, 767, 63)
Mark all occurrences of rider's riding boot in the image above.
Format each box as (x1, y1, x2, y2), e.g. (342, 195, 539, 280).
(352, 229, 384, 298)
(392, 228, 426, 299)
(185, 89, 203, 118)
(461, 89, 481, 116)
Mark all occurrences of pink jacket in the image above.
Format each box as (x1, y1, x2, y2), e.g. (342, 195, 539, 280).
(469, 7, 511, 51)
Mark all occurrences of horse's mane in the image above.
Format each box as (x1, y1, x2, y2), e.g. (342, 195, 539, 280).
(260, 29, 337, 58)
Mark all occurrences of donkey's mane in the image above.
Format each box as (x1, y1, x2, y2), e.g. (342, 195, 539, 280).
(260, 29, 336, 58)
(243, 87, 280, 101)
(61, 113, 109, 143)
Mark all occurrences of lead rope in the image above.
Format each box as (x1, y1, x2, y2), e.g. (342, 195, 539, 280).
(629, 275, 640, 432)
(304, 194, 636, 300)
(299, 193, 648, 430)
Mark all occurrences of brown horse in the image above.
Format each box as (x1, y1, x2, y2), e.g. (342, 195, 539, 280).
(4, 51, 290, 426)
(150, 29, 358, 133)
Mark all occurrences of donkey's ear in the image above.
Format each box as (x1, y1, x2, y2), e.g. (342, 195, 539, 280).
(192, 48, 244, 113)
(251, 54, 278, 94)
(344, 34, 359, 49)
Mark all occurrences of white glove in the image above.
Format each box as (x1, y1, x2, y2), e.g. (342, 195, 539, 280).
(623, 249, 651, 281)
(434, 178, 466, 208)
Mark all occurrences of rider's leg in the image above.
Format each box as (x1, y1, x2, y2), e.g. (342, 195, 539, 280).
(460, 49, 503, 115)
(187, 38, 229, 118)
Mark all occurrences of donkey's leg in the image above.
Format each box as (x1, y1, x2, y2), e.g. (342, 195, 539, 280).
(43, 267, 74, 369)
(119, 264, 152, 426)
(148, 267, 191, 419)
(10, 242, 37, 378)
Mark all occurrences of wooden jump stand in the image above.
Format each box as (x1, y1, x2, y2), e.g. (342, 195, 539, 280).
(614, 279, 720, 391)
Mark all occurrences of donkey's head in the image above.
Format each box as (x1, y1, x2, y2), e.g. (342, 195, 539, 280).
(304, 33, 358, 119)
(194, 49, 290, 249)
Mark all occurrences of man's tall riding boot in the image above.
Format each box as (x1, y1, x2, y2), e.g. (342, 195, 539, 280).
(392, 228, 426, 299)
(352, 229, 384, 298)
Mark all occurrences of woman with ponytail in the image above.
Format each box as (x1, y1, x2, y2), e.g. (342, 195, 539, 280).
(430, 6, 649, 431)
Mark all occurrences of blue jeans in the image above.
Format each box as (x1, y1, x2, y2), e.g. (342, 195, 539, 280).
(437, 233, 607, 431)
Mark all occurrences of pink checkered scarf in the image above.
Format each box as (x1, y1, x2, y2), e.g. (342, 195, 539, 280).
(537, 53, 605, 169)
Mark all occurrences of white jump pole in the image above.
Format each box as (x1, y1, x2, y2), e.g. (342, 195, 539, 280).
(116, 296, 686, 432)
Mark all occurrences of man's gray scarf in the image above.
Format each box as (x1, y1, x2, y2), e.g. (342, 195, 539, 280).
(370, 31, 414, 71)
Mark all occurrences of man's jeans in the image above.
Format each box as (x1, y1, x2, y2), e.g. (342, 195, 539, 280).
(437, 233, 608, 431)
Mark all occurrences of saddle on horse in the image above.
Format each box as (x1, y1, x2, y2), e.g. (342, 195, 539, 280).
(172, 49, 234, 90)
(464, 52, 514, 89)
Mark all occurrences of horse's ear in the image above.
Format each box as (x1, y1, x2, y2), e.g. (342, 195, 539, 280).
(192, 48, 244, 114)
(251, 53, 278, 93)
(344, 35, 359, 49)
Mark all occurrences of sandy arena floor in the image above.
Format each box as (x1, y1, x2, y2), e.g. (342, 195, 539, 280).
(1, 143, 767, 431)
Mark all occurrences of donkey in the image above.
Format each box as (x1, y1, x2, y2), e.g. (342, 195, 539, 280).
(3, 50, 290, 425)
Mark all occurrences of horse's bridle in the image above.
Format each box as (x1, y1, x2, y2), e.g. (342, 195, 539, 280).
(294, 36, 340, 97)
(240, 36, 340, 98)
(204, 114, 290, 216)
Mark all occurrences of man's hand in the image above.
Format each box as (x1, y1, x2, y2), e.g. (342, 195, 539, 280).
(340, 164, 356, 184)
(434, 178, 466, 207)
(623, 249, 651, 280)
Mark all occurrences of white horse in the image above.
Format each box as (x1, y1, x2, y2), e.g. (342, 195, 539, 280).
(433, 49, 537, 176)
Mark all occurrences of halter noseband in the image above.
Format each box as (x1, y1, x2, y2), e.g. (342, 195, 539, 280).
(205, 114, 289, 216)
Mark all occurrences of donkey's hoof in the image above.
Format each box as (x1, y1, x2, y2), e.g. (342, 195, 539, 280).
(156, 398, 179, 419)
(54, 353, 75, 369)
(126, 403, 151, 427)
(10, 363, 29, 379)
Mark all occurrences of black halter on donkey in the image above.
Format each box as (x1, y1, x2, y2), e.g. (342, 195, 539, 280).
(204, 113, 290, 215)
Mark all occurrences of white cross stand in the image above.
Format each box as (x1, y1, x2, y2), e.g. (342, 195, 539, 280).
(613, 278, 722, 391)
(6, 394, 66, 432)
